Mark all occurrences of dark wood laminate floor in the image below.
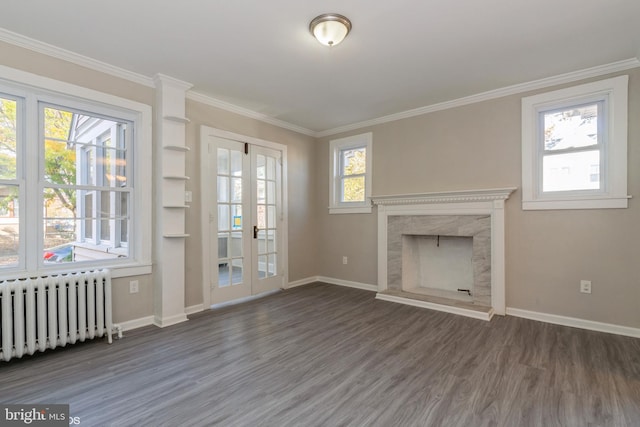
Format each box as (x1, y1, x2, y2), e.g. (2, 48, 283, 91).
(1, 283, 640, 427)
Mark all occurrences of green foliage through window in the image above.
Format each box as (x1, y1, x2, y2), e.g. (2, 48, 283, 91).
(340, 147, 366, 202)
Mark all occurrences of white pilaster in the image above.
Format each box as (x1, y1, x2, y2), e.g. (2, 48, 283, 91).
(377, 204, 388, 292)
(491, 199, 506, 315)
(153, 74, 192, 327)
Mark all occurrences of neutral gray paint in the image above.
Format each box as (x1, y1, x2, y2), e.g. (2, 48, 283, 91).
(183, 99, 319, 308)
(317, 69, 640, 329)
(1, 40, 638, 331)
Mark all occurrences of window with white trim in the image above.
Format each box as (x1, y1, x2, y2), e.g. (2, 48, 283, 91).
(0, 68, 151, 276)
(521, 75, 629, 210)
(329, 132, 372, 214)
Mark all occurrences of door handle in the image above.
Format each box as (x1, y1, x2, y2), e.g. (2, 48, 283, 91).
(253, 225, 259, 239)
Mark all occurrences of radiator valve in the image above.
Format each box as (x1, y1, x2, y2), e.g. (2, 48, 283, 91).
(113, 324, 124, 340)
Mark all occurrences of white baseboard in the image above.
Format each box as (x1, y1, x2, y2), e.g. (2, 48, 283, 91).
(506, 307, 640, 339)
(116, 306, 202, 333)
(114, 304, 204, 335)
(287, 276, 319, 289)
(185, 304, 204, 315)
(290, 279, 640, 337)
(153, 313, 189, 328)
(210, 289, 281, 310)
(287, 276, 378, 292)
(317, 276, 378, 292)
(116, 316, 154, 332)
(376, 292, 493, 321)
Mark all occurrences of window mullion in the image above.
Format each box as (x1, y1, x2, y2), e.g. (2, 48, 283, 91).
(23, 97, 41, 272)
(14, 95, 26, 271)
(543, 145, 601, 156)
(343, 172, 366, 179)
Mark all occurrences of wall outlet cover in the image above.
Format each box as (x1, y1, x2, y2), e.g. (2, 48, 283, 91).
(580, 280, 591, 294)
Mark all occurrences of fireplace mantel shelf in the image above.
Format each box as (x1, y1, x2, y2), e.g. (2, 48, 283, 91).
(371, 188, 516, 206)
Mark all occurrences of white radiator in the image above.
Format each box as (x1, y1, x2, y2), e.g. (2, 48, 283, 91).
(0, 269, 113, 362)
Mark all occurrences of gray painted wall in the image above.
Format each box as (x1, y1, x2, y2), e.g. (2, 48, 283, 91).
(317, 69, 640, 329)
(2, 39, 639, 330)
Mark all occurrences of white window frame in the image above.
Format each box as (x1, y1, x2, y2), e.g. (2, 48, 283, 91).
(329, 132, 372, 214)
(0, 65, 152, 279)
(521, 75, 629, 210)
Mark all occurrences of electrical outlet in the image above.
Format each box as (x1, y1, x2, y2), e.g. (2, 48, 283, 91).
(342, 256, 348, 265)
(580, 280, 591, 294)
(129, 280, 139, 294)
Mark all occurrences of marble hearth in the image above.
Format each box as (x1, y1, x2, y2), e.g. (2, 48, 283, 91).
(372, 188, 515, 321)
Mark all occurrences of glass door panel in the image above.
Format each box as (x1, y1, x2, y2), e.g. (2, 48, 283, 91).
(209, 137, 283, 304)
(252, 148, 282, 293)
(211, 139, 251, 303)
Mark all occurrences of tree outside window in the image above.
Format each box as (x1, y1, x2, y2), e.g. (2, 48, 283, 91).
(340, 147, 366, 202)
(329, 132, 372, 214)
(0, 97, 131, 268)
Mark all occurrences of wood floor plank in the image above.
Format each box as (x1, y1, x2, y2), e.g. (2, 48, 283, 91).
(1, 282, 640, 426)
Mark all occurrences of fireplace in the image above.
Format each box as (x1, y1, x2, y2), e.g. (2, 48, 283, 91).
(392, 215, 491, 307)
(403, 234, 476, 303)
(371, 188, 515, 321)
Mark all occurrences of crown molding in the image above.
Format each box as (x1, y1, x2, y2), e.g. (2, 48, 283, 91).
(186, 91, 316, 137)
(371, 188, 517, 206)
(317, 58, 640, 138)
(0, 28, 315, 136)
(0, 28, 154, 87)
(1, 27, 637, 139)
(153, 73, 193, 91)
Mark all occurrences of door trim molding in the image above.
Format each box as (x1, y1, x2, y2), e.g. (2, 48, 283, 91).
(200, 126, 289, 308)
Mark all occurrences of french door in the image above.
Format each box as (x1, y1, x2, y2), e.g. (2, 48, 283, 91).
(209, 136, 284, 304)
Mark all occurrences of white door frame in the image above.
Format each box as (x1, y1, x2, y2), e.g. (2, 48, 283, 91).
(200, 126, 288, 308)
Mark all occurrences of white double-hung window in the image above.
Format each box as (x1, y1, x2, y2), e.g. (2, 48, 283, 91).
(521, 75, 629, 210)
(0, 66, 151, 277)
(329, 132, 372, 214)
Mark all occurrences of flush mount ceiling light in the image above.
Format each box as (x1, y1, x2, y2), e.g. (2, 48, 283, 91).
(309, 13, 352, 47)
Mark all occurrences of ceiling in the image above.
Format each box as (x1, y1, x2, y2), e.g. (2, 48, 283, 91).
(1, 1, 639, 135)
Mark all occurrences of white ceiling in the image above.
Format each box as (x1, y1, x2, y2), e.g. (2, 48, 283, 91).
(1, 1, 639, 135)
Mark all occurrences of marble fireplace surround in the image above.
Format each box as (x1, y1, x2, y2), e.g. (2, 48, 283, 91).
(372, 188, 516, 321)
(399, 216, 491, 305)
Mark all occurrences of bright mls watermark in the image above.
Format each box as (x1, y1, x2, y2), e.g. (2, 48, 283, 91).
(0, 405, 71, 426)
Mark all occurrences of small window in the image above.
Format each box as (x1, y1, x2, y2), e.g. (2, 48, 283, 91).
(540, 101, 602, 193)
(522, 75, 629, 210)
(329, 132, 372, 214)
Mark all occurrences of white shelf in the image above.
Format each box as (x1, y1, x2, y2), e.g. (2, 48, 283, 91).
(163, 145, 190, 152)
(163, 115, 190, 124)
(163, 175, 190, 180)
(163, 233, 190, 238)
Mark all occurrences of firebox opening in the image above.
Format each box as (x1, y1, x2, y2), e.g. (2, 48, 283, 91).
(402, 234, 474, 302)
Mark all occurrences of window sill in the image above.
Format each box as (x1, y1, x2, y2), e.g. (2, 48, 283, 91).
(523, 195, 631, 210)
(0, 263, 152, 282)
(329, 205, 372, 214)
